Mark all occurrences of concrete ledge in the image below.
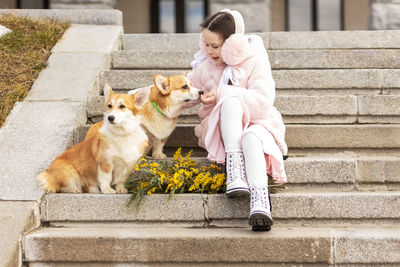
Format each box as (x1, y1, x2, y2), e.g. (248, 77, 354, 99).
(356, 158, 400, 183)
(0, 102, 87, 200)
(359, 95, 400, 115)
(286, 124, 400, 148)
(26, 53, 109, 101)
(39, 192, 400, 223)
(334, 228, 400, 263)
(40, 194, 205, 222)
(161, 124, 400, 149)
(0, 9, 122, 25)
(88, 95, 359, 119)
(207, 192, 400, 220)
(112, 49, 400, 70)
(24, 226, 332, 263)
(100, 69, 388, 91)
(22, 225, 400, 264)
(88, 94, 400, 124)
(52, 24, 122, 53)
(0, 201, 39, 267)
(274, 69, 383, 89)
(122, 33, 200, 51)
(122, 31, 400, 50)
(268, 30, 400, 49)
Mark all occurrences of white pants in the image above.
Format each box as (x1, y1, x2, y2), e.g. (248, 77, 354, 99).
(220, 97, 268, 188)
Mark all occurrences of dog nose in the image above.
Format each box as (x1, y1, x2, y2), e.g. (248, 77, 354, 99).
(199, 91, 204, 95)
(108, 115, 115, 122)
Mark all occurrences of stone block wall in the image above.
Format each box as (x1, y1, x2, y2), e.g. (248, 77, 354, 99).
(369, 0, 400, 29)
(50, 0, 117, 9)
(209, 0, 271, 32)
(49, 0, 271, 32)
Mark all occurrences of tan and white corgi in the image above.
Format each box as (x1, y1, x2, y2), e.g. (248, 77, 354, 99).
(37, 84, 148, 194)
(86, 74, 203, 159)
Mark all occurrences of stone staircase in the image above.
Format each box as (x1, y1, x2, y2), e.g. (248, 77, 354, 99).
(23, 31, 400, 265)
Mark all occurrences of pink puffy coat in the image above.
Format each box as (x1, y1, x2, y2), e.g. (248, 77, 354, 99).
(188, 33, 287, 183)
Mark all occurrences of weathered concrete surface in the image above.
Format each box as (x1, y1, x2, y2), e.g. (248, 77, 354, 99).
(40, 194, 205, 222)
(268, 30, 400, 49)
(207, 192, 400, 220)
(122, 31, 400, 50)
(0, 201, 39, 267)
(0, 102, 87, 200)
(333, 228, 400, 263)
(100, 69, 389, 91)
(356, 157, 400, 183)
(26, 53, 109, 101)
(24, 226, 332, 263)
(51, 24, 122, 53)
(286, 124, 400, 149)
(87, 95, 359, 121)
(112, 49, 400, 70)
(39, 192, 400, 222)
(26, 24, 122, 102)
(162, 124, 400, 149)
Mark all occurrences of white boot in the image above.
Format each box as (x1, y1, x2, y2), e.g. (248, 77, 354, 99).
(249, 185, 273, 231)
(225, 151, 249, 197)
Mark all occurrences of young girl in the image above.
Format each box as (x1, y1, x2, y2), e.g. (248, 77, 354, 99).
(188, 9, 288, 231)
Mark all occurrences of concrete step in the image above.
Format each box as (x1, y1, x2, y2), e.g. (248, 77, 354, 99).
(99, 69, 400, 96)
(122, 30, 400, 50)
(67, 127, 400, 190)
(87, 95, 400, 124)
(24, 225, 400, 264)
(112, 49, 400, 70)
(75, 123, 400, 151)
(39, 192, 400, 224)
(164, 124, 400, 150)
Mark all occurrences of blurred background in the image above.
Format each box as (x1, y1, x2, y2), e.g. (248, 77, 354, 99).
(0, 0, 399, 33)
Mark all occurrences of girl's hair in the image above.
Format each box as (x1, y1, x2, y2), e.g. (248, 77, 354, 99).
(200, 12, 235, 41)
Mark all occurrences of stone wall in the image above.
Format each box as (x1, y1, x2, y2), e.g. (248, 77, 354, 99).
(209, 0, 271, 32)
(49, 0, 117, 9)
(369, 0, 400, 29)
(49, 0, 271, 33)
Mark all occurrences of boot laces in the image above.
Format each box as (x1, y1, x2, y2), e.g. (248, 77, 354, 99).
(226, 152, 246, 184)
(250, 186, 270, 212)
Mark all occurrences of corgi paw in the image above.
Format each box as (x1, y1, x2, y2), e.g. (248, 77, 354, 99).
(88, 186, 101, 193)
(116, 184, 128, 194)
(101, 187, 116, 194)
(152, 152, 167, 160)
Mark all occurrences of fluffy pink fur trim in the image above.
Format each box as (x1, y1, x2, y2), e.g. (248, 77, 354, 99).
(221, 34, 250, 66)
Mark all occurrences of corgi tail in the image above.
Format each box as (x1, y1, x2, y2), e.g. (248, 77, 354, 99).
(37, 171, 61, 193)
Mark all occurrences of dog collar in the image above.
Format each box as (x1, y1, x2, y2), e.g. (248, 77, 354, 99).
(149, 97, 167, 117)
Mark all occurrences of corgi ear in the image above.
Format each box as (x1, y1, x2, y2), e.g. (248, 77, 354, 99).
(154, 75, 170, 95)
(130, 87, 149, 108)
(103, 83, 114, 102)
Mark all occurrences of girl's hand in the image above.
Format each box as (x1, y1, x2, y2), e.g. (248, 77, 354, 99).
(200, 91, 217, 105)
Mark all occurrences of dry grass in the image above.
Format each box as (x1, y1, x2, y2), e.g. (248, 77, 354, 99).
(0, 15, 69, 127)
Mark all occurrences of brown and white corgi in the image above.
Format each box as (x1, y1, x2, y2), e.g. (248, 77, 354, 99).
(86, 74, 203, 159)
(37, 84, 148, 194)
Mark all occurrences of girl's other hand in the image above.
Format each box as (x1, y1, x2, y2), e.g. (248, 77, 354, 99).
(200, 91, 217, 105)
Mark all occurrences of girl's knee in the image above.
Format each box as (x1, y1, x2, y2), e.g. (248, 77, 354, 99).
(221, 97, 242, 115)
(242, 132, 262, 148)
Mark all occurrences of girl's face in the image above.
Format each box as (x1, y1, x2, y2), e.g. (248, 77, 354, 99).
(202, 29, 224, 65)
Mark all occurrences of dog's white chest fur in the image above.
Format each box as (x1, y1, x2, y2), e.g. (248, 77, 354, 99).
(109, 131, 146, 164)
(143, 115, 176, 140)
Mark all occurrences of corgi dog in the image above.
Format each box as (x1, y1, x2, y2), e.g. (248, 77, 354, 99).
(85, 74, 203, 159)
(37, 84, 148, 194)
